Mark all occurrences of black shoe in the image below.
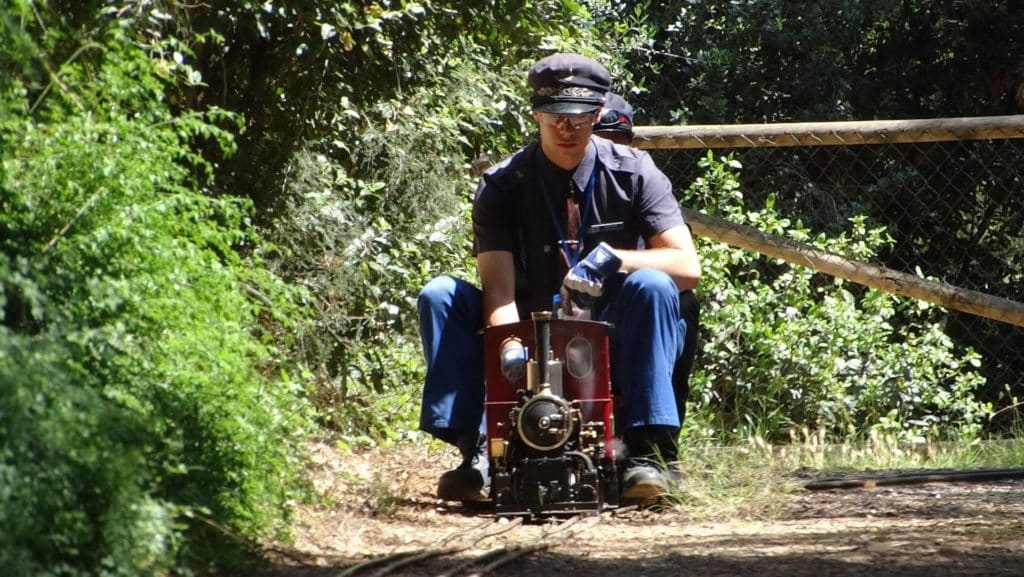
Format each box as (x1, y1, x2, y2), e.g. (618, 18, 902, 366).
(620, 459, 670, 505)
(437, 433, 490, 502)
(437, 467, 489, 502)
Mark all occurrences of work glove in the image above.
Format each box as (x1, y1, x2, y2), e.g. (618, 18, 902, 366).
(562, 242, 622, 309)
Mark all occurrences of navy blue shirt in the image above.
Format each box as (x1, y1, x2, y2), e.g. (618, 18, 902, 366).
(473, 136, 685, 317)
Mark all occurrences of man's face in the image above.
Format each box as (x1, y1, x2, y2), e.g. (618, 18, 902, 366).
(533, 110, 600, 170)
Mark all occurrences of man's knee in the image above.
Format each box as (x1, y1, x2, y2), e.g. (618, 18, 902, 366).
(623, 269, 678, 301)
(419, 275, 459, 310)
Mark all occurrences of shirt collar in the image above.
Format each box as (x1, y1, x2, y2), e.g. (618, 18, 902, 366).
(535, 138, 598, 195)
(570, 139, 598, 193)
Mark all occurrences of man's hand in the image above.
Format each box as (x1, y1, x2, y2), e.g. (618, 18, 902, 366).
(562, 242, 622, 308)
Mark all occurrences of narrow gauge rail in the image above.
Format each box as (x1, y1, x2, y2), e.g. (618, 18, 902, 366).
(336, 511, 613, 577)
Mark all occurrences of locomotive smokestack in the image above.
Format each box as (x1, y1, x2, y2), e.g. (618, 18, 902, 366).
(531, 311, 552, 387)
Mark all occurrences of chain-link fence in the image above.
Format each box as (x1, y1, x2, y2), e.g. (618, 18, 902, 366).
(635, 116, 1024, 409)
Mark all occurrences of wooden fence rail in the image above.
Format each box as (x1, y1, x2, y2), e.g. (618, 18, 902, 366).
(634, 114, 1024, 149)
(683, 209, 1024, 329)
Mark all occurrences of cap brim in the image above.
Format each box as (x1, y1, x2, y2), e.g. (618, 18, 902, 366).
(593, 126, 633, 135)
(534, 101, 601, 114)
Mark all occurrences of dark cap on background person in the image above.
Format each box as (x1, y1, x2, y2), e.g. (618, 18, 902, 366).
(528, 53, 612, 114)
(594, 92, 634, 137)
(592, 92, 636, 146)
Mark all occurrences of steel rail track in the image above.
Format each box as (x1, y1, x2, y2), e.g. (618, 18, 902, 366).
(335, 512, 605, 577)
(453, 514, 604, 577)
(803, 467, 1024, 490)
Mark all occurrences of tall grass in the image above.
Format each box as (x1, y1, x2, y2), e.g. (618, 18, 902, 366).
(670, 431, 1024, 521)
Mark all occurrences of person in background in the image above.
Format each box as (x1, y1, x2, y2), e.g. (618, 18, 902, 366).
(592, 91, 702, 439)
(592, 92, 636, 145)
(417, 54, 701, 505)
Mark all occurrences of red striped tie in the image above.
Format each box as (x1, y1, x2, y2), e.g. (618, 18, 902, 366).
(566, 192, 580, 248)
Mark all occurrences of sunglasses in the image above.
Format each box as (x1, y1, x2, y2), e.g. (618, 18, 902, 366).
(535, 111, 599, 130)
(597, 109, 632, 130)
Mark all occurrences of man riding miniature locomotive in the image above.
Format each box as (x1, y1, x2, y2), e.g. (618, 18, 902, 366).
(417, 53, 702, 507)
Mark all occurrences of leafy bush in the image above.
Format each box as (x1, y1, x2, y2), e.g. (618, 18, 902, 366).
(620, 0, 1024, 403)
(264, 149, 475, 444)
(0, 334, 182, 577)
(1, 11, 312, 576)
(682, 153, 990, 443)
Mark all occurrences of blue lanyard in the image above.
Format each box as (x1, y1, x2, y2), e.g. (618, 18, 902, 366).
(539, 152, 597, 268)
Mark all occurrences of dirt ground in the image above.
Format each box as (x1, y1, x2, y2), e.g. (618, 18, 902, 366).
(259, 442, 1024, 577)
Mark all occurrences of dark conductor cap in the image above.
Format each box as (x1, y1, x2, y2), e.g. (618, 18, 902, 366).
(528, 53, 612, 114)
(594, 92, 635, 136)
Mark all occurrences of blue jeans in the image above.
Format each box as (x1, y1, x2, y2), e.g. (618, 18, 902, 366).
(417, 271, 687, 443)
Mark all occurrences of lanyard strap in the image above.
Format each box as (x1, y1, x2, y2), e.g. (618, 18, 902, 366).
(539, 153, 597, 268)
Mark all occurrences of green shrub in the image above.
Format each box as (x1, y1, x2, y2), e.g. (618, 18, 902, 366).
(0, 333, 181, 577)
(1, 13, 312, 576)
(683, 153, 990, 443)
(264, 148, 474, 445)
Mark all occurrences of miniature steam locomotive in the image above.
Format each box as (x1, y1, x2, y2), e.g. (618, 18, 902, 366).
(483, 311, 619, 518)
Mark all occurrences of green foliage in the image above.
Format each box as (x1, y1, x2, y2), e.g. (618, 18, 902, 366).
(618, 0, 1024, 408)
(625, 0, 1024, 123)
(263, 149, 474, 444)
(0, 335, 182, 577)
(682, 154, 990, 443)
(110, 0, 613, 216)
(231, 0, 1007, 448)
(1, 5, 312, 575)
